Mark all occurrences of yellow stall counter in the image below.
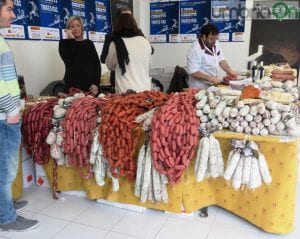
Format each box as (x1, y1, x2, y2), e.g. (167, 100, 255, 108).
(183, 131, 298, 234)
(43, 131, 298, 234)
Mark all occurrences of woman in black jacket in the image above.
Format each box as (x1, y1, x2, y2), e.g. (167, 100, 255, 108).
(59, 16, 101, 96)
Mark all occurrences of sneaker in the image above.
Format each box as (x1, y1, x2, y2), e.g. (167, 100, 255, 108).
(14, 200, 29, 212)
(0, 216, 39, 232)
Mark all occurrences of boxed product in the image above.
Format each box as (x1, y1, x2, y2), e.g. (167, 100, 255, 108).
(22, 158, 35, 188)
(35, 164, 50, 187)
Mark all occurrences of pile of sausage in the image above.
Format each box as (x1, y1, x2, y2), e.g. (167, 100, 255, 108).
(22, 98, 58, 165)
(62, 96, 104, 178)
(150, 89, 200, 184)
(22, 90, 203, 190)
(99, 91, 169, 181)
(271, 69, 295, 81)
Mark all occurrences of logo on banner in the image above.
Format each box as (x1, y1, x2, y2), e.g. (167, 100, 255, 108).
(271, 1, 299, 20)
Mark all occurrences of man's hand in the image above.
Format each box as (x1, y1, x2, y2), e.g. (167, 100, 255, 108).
(7, 113, 20, 124)
(89, 84, 99, 96)
(191, 71, 222, 85)
(227, 71, 237, 80)
(223, 73, 237, 84)
(208, 76, 223, 85)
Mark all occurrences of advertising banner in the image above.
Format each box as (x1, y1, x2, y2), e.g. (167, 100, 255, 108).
(150, 1, 179, 43)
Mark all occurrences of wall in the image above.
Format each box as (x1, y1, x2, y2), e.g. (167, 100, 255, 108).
(9, 40, 62, 96)
(7, 0, 254, 96)
(8, 38, 105, 96)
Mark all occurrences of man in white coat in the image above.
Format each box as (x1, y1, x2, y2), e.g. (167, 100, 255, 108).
(187, 24, 236, 89)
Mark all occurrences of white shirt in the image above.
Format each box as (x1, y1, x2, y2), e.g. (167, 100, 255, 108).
(187, 38, 225, 89)
(105, 36, 152, 93)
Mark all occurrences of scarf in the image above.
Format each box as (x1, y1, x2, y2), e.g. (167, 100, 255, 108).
(111, 30, 143, 75)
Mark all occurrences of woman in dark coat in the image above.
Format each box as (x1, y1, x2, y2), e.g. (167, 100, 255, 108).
(59, 16, 101, 96)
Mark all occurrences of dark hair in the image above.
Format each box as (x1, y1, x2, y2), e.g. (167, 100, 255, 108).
(113, 13, 140, 35)
(116, 7, 132, 17)
(200, 24, 219, 37)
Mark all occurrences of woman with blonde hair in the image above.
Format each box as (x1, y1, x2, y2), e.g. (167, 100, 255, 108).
(59, 16, 101, 96)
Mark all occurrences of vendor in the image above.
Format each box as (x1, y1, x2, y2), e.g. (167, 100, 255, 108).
(59, 16, 101, 96)
(187, 24, 236, 89)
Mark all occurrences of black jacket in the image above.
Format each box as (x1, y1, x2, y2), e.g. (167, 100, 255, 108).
(167, 66, 189, 93)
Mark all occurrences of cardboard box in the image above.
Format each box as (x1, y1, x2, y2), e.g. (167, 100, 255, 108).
(22, 158, 35, 188)
(36, 176, 50, 187)
(35, 163, 50, 187)
(21, 145, 31, 162)
(35, 163, 47, 177)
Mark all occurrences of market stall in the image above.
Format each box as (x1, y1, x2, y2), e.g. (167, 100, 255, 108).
(20, 65, 299, 234)
(41, 131, 298, 234)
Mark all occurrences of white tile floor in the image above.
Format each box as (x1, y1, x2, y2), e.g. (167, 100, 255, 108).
(0, 185, 299, 239)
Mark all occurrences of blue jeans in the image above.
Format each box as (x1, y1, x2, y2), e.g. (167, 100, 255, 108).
(0, 120, 21, 224)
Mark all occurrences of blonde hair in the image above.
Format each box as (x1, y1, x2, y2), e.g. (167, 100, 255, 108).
(66, 16, 84, 37)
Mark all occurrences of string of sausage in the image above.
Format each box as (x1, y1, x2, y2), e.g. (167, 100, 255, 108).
(99, 91, 169, 181)
(151, 89, 200, 185)
(21, 98, 58, 165)
(62, 96, 106, 179)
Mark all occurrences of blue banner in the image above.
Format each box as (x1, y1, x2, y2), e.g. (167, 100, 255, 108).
(7, 0, 246, 42)
(38, 0, 61, 40)
(87, 0, 110, 42)
(27, 0, 40, 26)
(61, 0, 73, 29)
(39, 0, 60, 28)
(95, 0, 111, 33)
(149, 0, 245, 43)
(12, 0, 29, 25)
(211, 0, 245, 42)
(179, 0, 211, 42)
(86, 1, 96, 31)
(25, 0, 41, 39)
(150, 1, 179, 43)
(6, 0, 113, 41)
